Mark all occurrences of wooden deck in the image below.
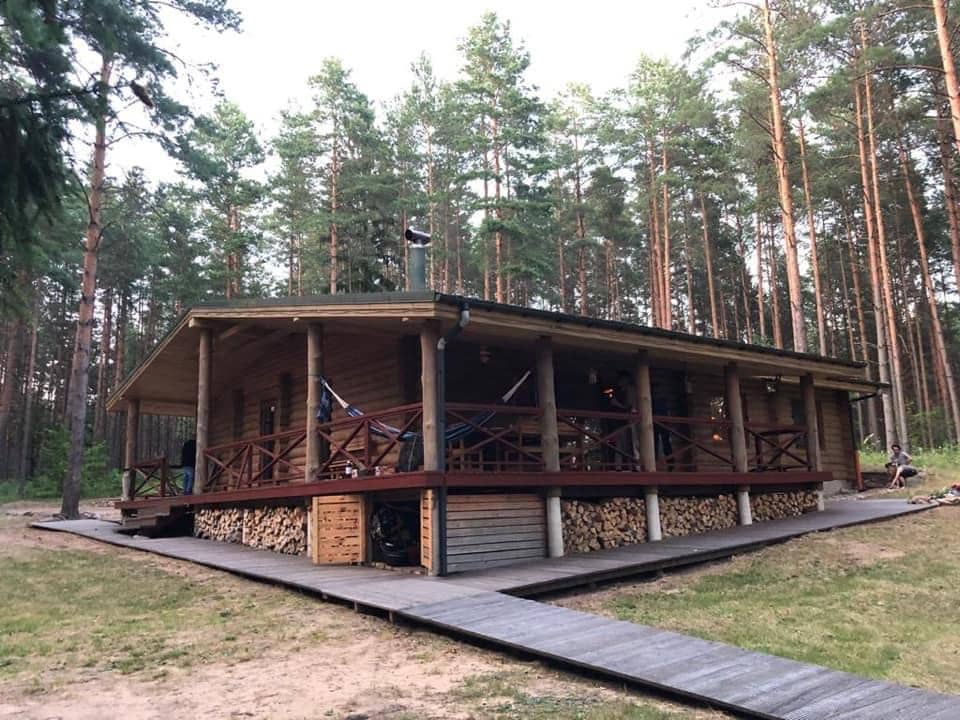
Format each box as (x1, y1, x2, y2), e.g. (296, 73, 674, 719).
(33, 499, 960, 719)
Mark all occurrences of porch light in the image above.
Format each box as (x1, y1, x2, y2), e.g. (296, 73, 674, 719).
(765, 375, 782, 394)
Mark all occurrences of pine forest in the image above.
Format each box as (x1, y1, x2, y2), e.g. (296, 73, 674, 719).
(4, 1, 960, 513)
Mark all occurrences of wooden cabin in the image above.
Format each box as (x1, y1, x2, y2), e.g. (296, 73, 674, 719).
(108, 291, 874, 575)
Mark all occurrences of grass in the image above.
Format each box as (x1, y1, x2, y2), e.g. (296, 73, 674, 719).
(0, 542, 326, 689)
(580, 504, 960, 693)
(454, 671, 721, 720)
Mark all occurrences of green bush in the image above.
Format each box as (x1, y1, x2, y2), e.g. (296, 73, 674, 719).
(8, 427, 121, 501)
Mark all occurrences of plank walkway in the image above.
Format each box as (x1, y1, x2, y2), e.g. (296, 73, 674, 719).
(32, 499, 960, 719)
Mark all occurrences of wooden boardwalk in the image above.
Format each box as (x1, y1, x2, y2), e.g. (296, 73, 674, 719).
(33, 499, 960, 719)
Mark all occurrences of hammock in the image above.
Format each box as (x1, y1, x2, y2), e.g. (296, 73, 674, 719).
(320, 370, 532, 444)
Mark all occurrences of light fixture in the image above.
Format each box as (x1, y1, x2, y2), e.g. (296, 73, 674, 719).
(764, 375, 782, 394)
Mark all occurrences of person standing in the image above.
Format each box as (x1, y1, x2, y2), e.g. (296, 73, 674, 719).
(181, 437, 197, 495)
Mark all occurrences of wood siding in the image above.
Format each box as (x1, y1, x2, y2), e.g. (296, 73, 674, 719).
(445, 493, 546, 573)
(208, 330, 410, 475)
(420, 489, 433, 572)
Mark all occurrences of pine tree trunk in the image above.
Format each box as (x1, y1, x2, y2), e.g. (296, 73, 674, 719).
(93, 289, 113, 442)
(647, 140, 662, 326)
(768, 219, 784, 349)
(933, 0, 960, 158)
(682, 225, 695, 333)
(329, 129, 339, 295)
(861, 47, 909, 446)
(554, 168, 568, 313)
(797, 119, 827, 355)
(700, 192, 719, 337)
(755, 205, 767, 341)
(762, 0, 806, 352)
(17, 290, 39, 494)
(854, 78, 895, 448)
(735, 209, 754, 341)
(62, 57, 112, 519)
(661, 144, 672, 329)
(492, 117, 505, 304)
(935, 96, 960, 295)
(0, 319, 22, 457)
(575, 141, 588, 316)
(898, 141, 960, 442)
(914, 316, 935, 448)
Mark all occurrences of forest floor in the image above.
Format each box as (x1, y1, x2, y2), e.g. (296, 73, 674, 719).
(552, 480, 960, 695)
(0, 502, 727, 720)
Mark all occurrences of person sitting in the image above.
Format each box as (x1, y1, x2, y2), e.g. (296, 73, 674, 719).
(885, 444, 917, 489)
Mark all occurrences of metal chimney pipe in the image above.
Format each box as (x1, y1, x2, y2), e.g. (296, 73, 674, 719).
(405, 227, 431, 291)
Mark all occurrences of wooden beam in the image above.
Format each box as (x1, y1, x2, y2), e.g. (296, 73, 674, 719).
(305, 323, 323, 483)
(801, 374, 823, 471)
(116, 470, 830, 511)
(194, 328, 212, 493)
(121, 399, 140, 501)
(634, 351, 656, 472)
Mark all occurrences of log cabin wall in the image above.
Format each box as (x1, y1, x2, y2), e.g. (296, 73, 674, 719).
(208, 329, 412, 474)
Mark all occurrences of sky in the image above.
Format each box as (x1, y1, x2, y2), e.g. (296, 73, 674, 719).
(115, 0, 732, 180)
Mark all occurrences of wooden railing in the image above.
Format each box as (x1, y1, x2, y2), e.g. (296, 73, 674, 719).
(556, 409, 812, 473)
(130, 457, 180, 499)
(746, 422, 810, 471)
(205, 427, 307, 492)
(445, 403, 544, 473)
(180, 403, 813, 496)
(314, 403, 424, 481)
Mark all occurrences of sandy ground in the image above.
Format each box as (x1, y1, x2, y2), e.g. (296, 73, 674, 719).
(0, 503, 726, 720)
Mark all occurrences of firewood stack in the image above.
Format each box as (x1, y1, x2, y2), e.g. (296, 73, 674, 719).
(750, 490, 818, 522)
(660, 495, 738, 537)
(561, 498, 647, 553)
(193, 506, 306, 555)
(194, 508, 242, 543)
(242, 506, 307, 555)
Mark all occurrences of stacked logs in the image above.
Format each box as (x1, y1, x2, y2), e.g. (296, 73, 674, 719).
(660, 495, 737, 537)
(193, 506, 306, 555)
(242, 506, 307, 555)
(561, 498, 647, 553)
(750, 490, 818, 522)
(194, 508, 242, 543)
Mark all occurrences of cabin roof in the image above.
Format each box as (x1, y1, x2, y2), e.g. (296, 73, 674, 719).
(106, 291, 878, 415)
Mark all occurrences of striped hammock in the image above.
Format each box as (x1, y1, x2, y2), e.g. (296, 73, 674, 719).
(320, 371, 532, 444)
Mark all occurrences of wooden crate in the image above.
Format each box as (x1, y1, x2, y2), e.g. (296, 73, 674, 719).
(311, 494, 366, 564)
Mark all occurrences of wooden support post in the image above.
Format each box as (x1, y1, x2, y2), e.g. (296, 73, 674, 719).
(737, 487, 752, 526)
(420, 322, 440, 472)
(801, 373, 823, 472)
(726, 363, 751, 525)
(537, 337, 564, 558)
(305, 323, 323, 483)
(546, 488, 564, 558)
(420, 322, 442, 576)
(194, 327, 212, 494)
(121, 398, 140, 501)
(645, 487, 662, 541)
(634, 351, 656, 472)
(536, 337, 561, 473)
